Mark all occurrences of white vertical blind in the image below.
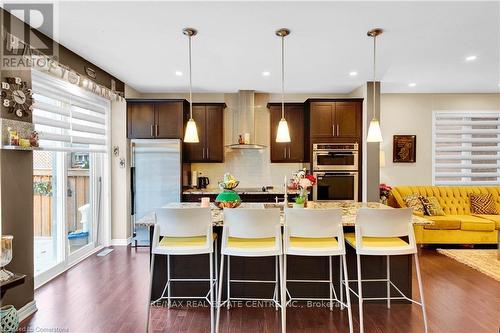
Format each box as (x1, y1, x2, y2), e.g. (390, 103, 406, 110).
(31, 70, 110, 153)
(433, 111, 500, 185)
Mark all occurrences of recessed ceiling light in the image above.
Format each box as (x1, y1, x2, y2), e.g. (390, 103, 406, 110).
(175, 71, 183, 76)
(349, 71, 358, 76)
(262, 71, 271, 76)
(465, 55, 477, 62)
(408, 82, 417, 87)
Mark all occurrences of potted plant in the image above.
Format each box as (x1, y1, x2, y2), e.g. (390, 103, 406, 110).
(379, 183, 392, 204)
(289, 168, 316, 208)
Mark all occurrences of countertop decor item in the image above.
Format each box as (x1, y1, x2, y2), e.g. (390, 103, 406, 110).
(0, 305, 19, 333)
(289, 168, 316, 207)
(0, 235, 14, 282)
(215, 173, 241, 208)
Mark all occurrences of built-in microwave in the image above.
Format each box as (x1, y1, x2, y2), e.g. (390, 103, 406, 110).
(313, 171, 358, 201)
(312, 143, 359, 171)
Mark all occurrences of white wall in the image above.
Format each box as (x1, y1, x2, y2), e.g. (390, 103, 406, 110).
(380, 93, 500, 186)
(110, 98, 131, 244)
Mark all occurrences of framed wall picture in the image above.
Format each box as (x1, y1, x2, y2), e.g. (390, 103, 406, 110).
(393, 135, 416, 163)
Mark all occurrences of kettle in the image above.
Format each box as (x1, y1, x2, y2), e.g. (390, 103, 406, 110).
(197, 176, 210, 189)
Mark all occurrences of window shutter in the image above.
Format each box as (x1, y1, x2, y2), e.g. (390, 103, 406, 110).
(31, 70, 110, 153)
(433, 111, 500, 185)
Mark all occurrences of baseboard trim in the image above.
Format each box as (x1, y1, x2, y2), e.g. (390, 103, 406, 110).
(17, 300, 38, 322)
(111, 237, 132, 246)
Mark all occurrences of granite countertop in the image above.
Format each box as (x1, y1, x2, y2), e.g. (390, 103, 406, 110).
(135, 201, 432, 227)
(183, 188, 301, 195)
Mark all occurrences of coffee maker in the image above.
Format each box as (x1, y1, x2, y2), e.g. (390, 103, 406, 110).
(197, 176, 210, 189)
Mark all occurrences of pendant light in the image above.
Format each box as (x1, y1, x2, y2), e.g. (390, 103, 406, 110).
(366, 28, 384, 143)
(183, 27, 199, 143)
(275, 28, 291, 143)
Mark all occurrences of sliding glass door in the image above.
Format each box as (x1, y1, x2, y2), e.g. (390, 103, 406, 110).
(32, 69, 110, 287)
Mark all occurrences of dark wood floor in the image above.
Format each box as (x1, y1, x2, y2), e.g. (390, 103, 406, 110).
(20, 247, 500, 333)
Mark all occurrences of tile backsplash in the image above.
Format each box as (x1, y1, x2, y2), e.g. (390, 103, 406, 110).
(192, 147, 305, 189)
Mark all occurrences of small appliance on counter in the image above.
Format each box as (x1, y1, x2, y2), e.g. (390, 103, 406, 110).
(190, 170, 198, 187)
(197, 176, 210, 189)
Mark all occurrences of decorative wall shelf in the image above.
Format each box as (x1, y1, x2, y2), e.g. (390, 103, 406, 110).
(0, 145, 39, 151)
(0, 273, 26, 298)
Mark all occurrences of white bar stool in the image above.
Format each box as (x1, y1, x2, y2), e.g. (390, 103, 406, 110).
(146, 207, 217, 333)
(345, 208, 428, 333)
(283, 208, 353, 333)
(215, 208, 285, 333)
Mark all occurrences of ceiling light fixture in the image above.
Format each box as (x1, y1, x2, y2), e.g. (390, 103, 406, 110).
(275, 28, 291, 143)
(262, 71, 271, 76)
(408, 82, 417, 87)
(183, 28, 199, 143)
(366, 28, 384, 143)
(465, 55, 477, 62)
(349, 71, 358, 76)
(175, 71, 183, 76)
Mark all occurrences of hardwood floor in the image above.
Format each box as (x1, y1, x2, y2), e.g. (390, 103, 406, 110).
(20, 247, 500, 333)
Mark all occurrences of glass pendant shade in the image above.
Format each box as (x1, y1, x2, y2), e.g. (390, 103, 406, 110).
(276, 118, 291, 142)
(184, 118, 199, 143)
(367, 118, 383, 143)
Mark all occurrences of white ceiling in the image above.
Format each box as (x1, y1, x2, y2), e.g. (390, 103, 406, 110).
(17, 1, 500, 93)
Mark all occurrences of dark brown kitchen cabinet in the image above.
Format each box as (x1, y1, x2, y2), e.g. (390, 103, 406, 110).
(309, 100, 362, 140)
(268, 103, 306, 163)
(184, 103, 225, 163)
(127, 99, 188, 139)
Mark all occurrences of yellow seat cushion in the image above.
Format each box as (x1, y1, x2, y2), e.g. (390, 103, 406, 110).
(424, 216, 461, 230)
(473, 215, 500, 230)
(289, 237, 338, 249)
(456, 215, 495, 232)
(159, 233, 217, 248)
(227, 237, 276, 249)
(344, 233, 409, 248)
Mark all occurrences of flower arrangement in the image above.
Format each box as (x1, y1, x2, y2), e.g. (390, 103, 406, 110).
(288, 168, 316, 207)
(379, 183, 392, 204)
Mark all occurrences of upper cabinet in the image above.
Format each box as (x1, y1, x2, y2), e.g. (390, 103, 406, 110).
(268, 103, 307, 163)
(184, 103, 225, 163)
(127, 99, 188, 139)
(308, 100, 362, 140)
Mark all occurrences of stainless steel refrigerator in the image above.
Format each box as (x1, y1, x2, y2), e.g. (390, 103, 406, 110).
(131, 139, 182, 246)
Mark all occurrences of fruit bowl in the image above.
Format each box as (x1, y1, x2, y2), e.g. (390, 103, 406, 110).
(218, 180, 239, 191)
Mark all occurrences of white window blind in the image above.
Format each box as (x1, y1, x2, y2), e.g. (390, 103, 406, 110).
(433, 111, 500, 185)
(31, 69, 110, 153)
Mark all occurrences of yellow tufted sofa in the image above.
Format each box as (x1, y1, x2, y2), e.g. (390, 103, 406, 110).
(388, 186, 500, 245)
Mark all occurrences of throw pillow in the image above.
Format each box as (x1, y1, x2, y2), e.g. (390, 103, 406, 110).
(470, 193, 498, 215)
(403, 194, 425, 215)
(420, 196, 445, 216)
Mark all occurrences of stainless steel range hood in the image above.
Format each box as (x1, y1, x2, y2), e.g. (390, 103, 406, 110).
(225, 90, 266, 149)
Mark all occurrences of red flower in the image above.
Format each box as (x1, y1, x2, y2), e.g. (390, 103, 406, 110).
(306, 174, 316, 185)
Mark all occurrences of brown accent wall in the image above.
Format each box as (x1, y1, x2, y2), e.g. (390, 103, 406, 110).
(0, 150, 34, 309)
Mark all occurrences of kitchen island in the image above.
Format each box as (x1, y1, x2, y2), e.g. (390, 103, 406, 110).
(141, 202, 431, 304)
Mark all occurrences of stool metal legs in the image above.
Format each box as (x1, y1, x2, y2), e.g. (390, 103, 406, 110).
(352, 253, 428, 333)
(387, 255, 390, 309)
(414, 253, 429, 333)
(342, 254, 354, 333)
(356, 254, 364, 333)
(146, 253, 155, 332)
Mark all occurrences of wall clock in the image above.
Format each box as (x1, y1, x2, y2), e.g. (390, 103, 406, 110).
(1, 77, 34, 118)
